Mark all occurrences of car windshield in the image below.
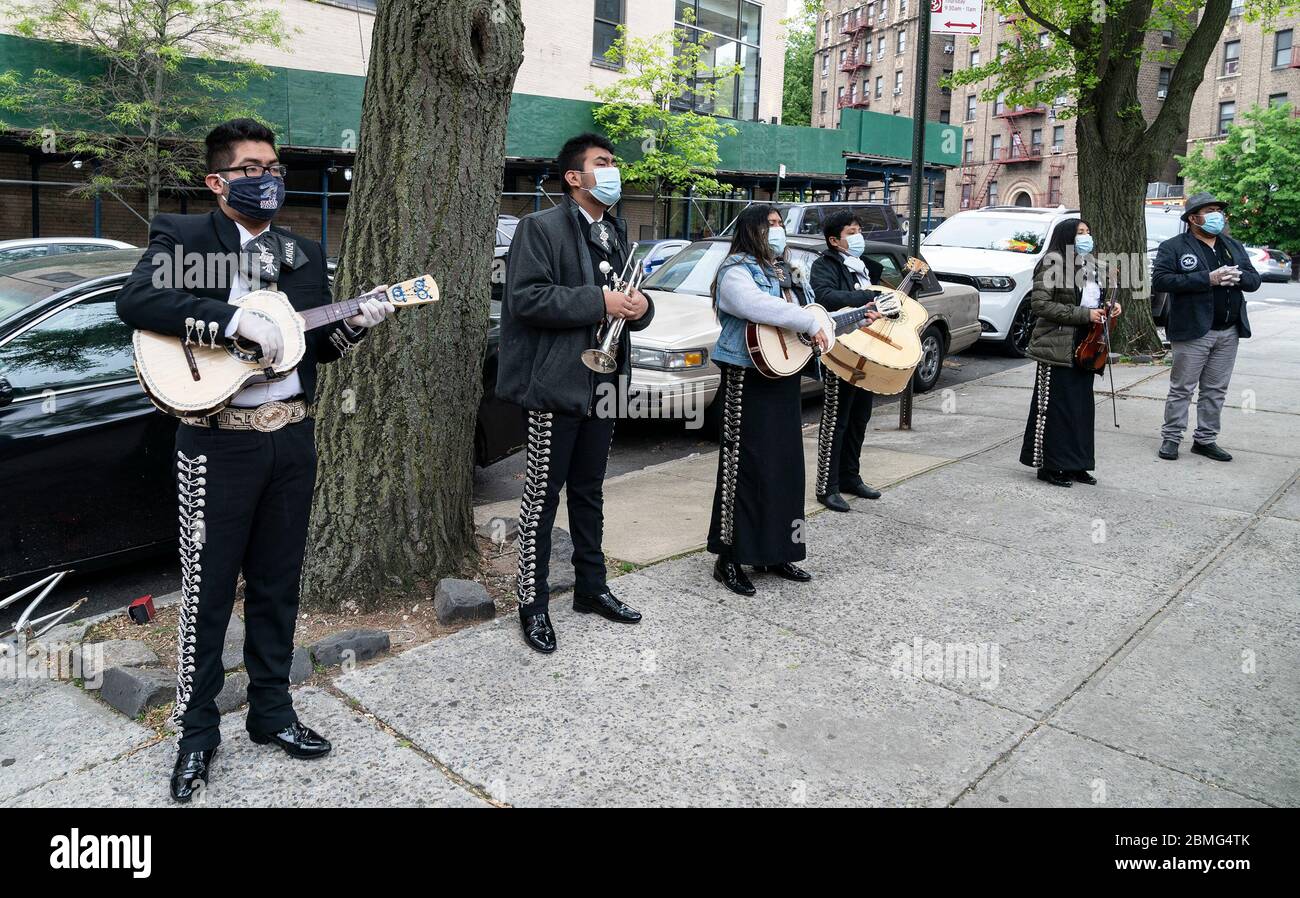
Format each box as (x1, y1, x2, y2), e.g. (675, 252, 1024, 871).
(923, 215, 1050, 253)
(0, 275, 55, 324)
(642, 241, 733, 296)
(632, 243, 654, 266)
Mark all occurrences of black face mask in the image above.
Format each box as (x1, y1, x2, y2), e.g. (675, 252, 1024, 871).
(222, 173, 286, 221)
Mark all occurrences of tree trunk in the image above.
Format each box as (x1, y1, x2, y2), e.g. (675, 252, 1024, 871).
(1075, 117, 1161, 355)
(301, 0, 524, 612)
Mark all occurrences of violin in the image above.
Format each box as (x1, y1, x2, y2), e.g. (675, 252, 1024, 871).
(1074, 262, 1121, 427)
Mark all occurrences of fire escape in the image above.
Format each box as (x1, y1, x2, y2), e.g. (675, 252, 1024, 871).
(963, 100, 1048, 207)
(836, 7, 874, 110)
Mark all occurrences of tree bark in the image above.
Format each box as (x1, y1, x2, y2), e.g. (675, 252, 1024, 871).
(1073, 0, 1232, 355)
(301, 0, 524, 612)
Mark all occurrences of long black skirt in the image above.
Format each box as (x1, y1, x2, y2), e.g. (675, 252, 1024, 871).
(707, 363, 807, 565)
(1019, 361, 1096, 472)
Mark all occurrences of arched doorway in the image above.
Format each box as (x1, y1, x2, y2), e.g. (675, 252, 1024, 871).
(1013, 191, 1033, 207)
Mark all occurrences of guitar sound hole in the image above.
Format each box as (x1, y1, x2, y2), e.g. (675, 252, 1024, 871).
(229, 338, 263, 363)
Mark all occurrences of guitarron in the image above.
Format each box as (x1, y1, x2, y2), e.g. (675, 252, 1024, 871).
(822, 258, 929, 395)
(132, 274, 439, 417)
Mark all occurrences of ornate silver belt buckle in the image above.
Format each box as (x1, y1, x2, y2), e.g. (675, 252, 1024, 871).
(250, 401, 292, 432)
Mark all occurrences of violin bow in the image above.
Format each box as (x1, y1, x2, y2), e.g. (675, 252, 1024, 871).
(1102, 264, 1119, 428)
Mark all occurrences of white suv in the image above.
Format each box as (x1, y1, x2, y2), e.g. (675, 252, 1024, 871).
(921, 206, 1080, 356)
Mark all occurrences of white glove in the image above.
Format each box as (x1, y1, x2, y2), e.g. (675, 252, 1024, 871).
(348, 286, 395, 329)
(235, 312, 285, 367)
(875, 292, 903, 319)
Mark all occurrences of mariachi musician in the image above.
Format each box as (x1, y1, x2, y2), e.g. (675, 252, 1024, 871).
(496, 133, 654, 654)
(115, 119, 396, 802)
(810, 210, 884, 511)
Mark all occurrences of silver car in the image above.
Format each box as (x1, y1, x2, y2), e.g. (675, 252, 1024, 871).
(0, 237, 135, 268)
(627, 235, 981, 430)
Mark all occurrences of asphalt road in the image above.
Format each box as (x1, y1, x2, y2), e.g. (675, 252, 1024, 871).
(18, 277, 1300, 628)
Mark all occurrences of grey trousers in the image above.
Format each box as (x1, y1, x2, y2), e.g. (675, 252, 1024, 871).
(1161, 327, 1240, 444)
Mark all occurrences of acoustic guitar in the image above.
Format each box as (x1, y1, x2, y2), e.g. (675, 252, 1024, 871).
(131, 274, 438, 417)
(822, 258, 929, 395)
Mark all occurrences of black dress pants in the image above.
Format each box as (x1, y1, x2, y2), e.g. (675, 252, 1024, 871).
(172, 419, 316, 753)
(816, 366, 874, 496)
(516, 409, 615, 616)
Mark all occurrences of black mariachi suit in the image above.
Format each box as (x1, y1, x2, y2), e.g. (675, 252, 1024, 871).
(809, 250, 884, 497)
(498, 199, 654, 616)
(116, 210, 363, 753)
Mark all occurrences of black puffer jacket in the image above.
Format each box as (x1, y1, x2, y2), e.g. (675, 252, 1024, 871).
(1026, 253, 1094, 369)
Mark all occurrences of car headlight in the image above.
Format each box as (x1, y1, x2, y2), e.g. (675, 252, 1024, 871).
(975, 275, 1016, 292)
(630, 347, 709, 370)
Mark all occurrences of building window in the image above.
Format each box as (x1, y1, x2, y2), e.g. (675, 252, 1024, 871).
(821, 53, 829, 77)
(1269, 92, 1290, 108)
(900, 0, 908, 15)
(824, 16, 830, 41)
(875, 76, 883, 98)
(1218, 101, 1235, 134)
(1157, 67, 1171, 98)
(1230, 1, 1245, 16)
(894, 70, 904, 93)
(1222, 40, 1240, 76)
(592, 0, 624, 65)
(878, 35, 887, 57)
(673, 0, 764, 121)
(970, 49, 980, 67)
(840, 48, 848, 67)
(1048, 175, 1062, 205)
(1039, 32, 1050, 48)
(897, 29, 907, 54)
(1161, 29, 1174, 46)
(867, 2, 875, 20)
(837, 86, 845, 106)
(961, 182, 973, 209)
(939, 109, 950, 124)
(994, 93, 1006, 115)
(1030, 128, 1042, 152)
(820, 90, 828, 113)
(988, 180, 999, 206)
(965, 95, 976, 120)
(941, 68, 952, 94)
(1052, 125, 1065, 151)
(963, 137, 974, 161)
(990, 134, 1003, 160)
(1276, 30, 1294, 67)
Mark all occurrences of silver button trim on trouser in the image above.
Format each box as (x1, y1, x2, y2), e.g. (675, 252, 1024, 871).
(516, 411, 554, 606)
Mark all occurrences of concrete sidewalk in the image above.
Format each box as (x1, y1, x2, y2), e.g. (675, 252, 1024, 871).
(5, 302, 1298, 807)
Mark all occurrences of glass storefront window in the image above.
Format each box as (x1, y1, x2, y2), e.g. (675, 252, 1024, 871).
(673, 0, 763, 120)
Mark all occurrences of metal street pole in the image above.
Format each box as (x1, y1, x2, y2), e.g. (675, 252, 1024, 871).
(900, 1, 933, 431)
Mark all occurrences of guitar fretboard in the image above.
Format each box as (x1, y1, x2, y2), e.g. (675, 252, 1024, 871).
(300, 298, 364, 332)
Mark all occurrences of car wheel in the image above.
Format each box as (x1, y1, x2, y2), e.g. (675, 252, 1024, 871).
(912, 326, 945, 393)
(1005, 301, 1035, 358)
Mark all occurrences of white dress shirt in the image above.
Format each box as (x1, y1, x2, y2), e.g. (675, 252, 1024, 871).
(223, 220, 304, 407)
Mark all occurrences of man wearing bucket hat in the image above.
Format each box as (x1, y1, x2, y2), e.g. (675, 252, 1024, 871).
(1151, 192, 1261, 462)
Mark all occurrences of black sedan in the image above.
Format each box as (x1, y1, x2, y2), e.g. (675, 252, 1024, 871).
(0, 250, 525, 587)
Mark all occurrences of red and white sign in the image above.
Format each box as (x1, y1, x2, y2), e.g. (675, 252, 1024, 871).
(930, 0, 983, 35)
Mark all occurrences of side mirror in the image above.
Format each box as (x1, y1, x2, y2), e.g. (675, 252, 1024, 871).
(0, 377, 12, 408)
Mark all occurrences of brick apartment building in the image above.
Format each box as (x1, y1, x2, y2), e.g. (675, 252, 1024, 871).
(811, 0, 954, 210)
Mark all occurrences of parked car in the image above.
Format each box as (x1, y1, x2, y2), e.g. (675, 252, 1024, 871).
(632, 239, 690, 276)
(627, 235, 981, 433)
(1247, 246, 1292, 282)
(0, 237, 135, 267)
(723, 202, 906, 246)
(0, 249, 524, 587)
(922, 205, 1082, 356)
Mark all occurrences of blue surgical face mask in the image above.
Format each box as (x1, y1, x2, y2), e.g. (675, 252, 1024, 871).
(845, 233, 866, 257)
(583, 167, 622, 207)
(1200, 211, 1225, 235)
(1074, 234, 1094, 255)
(220, 172, 285, 221)
(768, 225, 787, 256)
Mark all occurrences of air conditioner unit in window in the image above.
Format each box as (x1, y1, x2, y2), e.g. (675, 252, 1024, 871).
(1157, 88, 1168, 99)
(893, 87, 903, 95)
(1049, 146, 1063, 154)
(943, 45, 955, 54)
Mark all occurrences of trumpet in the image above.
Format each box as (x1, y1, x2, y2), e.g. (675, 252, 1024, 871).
(583, 254, 645, 374)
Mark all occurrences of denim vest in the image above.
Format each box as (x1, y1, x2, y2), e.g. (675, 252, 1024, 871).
(712, 254, 782, 367)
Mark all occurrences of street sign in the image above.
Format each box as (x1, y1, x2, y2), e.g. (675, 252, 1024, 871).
(929, 0, 983, 36)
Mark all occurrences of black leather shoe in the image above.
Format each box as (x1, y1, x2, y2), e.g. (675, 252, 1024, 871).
(713, 558, 755, 596)
(1037, 469, 1073, 487)
(520, 611, 557, 653)
(170, 748, 216, 803)
(1158, 440, 1180, 460)
(1073, 471, 1098, 485)
(817, 492, 851, 512)
(755, 562, 812, 582)
(843, 481, 882, 500)
(248, 721, 332, 759)
(1192, 441, 1233, 462)
(573, 590, 641, 623)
